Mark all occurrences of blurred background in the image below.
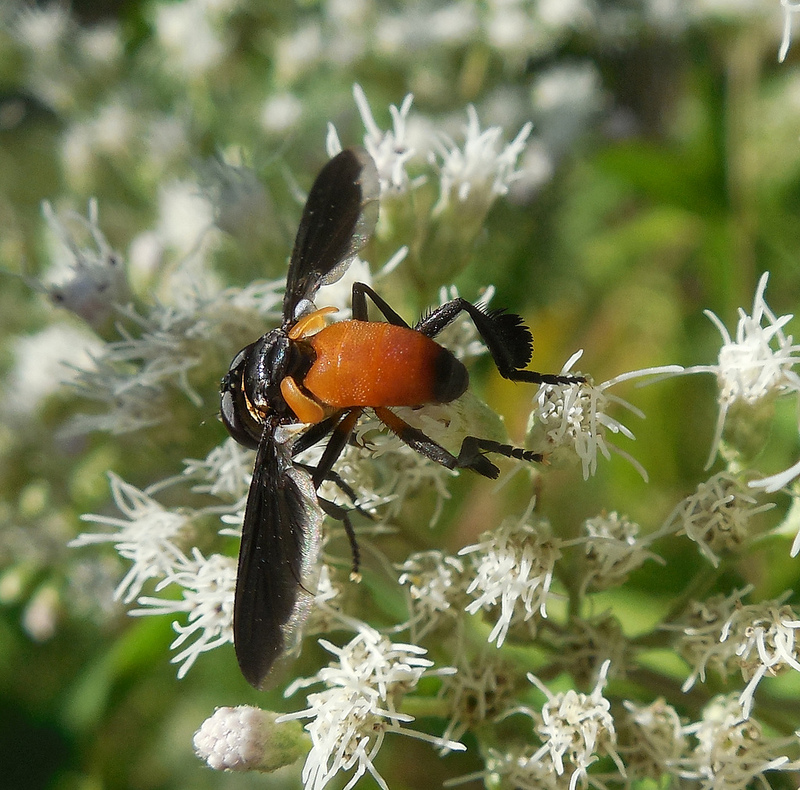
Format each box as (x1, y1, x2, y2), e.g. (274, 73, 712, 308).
(1, 0, 799, 788)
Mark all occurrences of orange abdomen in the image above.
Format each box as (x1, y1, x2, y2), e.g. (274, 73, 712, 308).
(304, 321, 468, 408)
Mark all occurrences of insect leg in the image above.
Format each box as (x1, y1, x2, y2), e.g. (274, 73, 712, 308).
(414, 298, 583, 386)
(310, 408, 363, 489)
(317, 496, 361, 580)
(295, 458, 375, 572)
(351, 282, 410, 326)
(374, 406, 501, 478)
(295, 462, 361, 508)
(455, 436, 544, 470)
(292, 412, 349, 457)
(305, 408, 363, 577)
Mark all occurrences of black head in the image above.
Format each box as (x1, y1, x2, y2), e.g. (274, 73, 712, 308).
(220, 329, 294, 447)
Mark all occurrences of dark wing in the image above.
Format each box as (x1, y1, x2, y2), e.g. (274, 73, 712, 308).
(283, 147, 380, 323)
(234, 426, 322, 689)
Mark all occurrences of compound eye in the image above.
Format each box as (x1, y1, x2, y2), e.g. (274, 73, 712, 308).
(220, 346, 263, 450)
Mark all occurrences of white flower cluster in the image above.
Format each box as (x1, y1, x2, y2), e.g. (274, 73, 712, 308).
(36, 197, 287, 435)
(691, 273, 800, 470)
(71, 473, 191, 604)
(194, 705, 306, 772)
(662, 472, 774, 566)
(678, 589, 800, 717)
(437, 646, 518, 749)
(620, 698, 686, 782)
(527, 351, 682, 480)
(277, 625, 462, 790)
(460, 515, 563, 646)
(132, 549, 236, 678)
(398, 514, 571, 649)
(68, 263, 800, 789)
(36, 199, 129, 331)
(72, 472, 239, 677)
(432, 105, 532, 213)
(66, 277, 286, 435)
(326, 84, 538, 216)
(328, 84, 417, 196)
(581, 511, 661, 593)
(679, 694, 800, 789)
(397, 550, 467, 640)
(526, 660, 625, 790)
(473, 673, 800, 790)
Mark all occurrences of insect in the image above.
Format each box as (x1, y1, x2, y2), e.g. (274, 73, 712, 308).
(221, 147, 583, 689)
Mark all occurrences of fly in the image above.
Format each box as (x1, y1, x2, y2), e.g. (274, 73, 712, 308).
(220, 147, 582, 688)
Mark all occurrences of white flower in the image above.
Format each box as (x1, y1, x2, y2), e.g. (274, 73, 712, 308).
(37, 199, 129, 330)
(474, 747, 565, 790)
(532, 63, 601, 114)
(57, 104, 142, 191)
(180, 438, 254, 502)
(531, 62, 604, 132)
(280, 625, 462, 790)
(274, 23, 323, 83)
(87, 101, 135, 156)
(194, 705, 307, 772)
(690, 272, 800, 468)
(372, 3, 478, 54)
(327, 84, 418, 196)
(749, 456, 800, 496)
(260, 91, 303, 134)
(397, 550, 467, 640)
(132, 549, 236, 678)
(5, 323, 102, 417)
(154, 179, 216, 257)
(677, 589, 800, 717)
(22, 584, 60, 642)
(676, 587, 752, 691)
(13, 3, 71, 54)
(718, 598, 800, 717)
(432, 105, 532, 213)
(527, 351, 683, 480)
(528, 660, 625, 790)
(11, 3, 76, 110)
(582, 512, 661, 592)
(620, 698, 686, 781)
(537, 0, 594, 29)
(152, 0, 229, 75)
(67, 301, 205, 433)
(79, 22, 123, 66)
(661, 472, 773, 566)
(679, 694, 798, 790)
(485, 0, 538, 53)
(438, 647, 517, 748)
(459, 513, 563, 647)
(198, 157, 273, 242)
(72, 473, 189, 603)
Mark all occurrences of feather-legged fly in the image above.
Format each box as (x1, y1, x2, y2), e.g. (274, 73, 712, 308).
(220, 147, 583, 689)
